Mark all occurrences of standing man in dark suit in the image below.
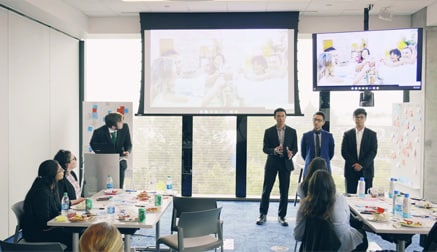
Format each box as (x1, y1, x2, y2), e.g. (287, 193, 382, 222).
(341, 108, 377, 194)
(256, 108, 298, 226)
(90, 112, 132, 188)
(301, 111, 335, 176)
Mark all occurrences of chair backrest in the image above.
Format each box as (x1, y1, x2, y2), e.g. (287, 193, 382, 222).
(299, 217, 341, 252)
(0, 240, 65, 252)
(424, 222, 437, 251)
(171, 196, 218, 233)
(178, 207, 222, 238)
(10, 201, 25, 243)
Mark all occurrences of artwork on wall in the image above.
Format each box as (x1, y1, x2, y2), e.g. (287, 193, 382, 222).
(391, 103, 423, 189)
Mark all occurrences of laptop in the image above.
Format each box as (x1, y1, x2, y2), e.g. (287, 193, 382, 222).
(91, 143, 116, 154)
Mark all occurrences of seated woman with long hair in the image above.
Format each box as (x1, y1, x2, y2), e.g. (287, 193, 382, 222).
(294, 170, 368, 251)
(22, 160, 72, 250)
(54, 149, 85, 205)
(297, 157, 328, 198)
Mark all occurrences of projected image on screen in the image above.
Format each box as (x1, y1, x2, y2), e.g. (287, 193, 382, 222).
(144, 29, 295, 114)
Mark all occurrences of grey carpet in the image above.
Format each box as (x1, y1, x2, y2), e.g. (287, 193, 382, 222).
(131, 201, 424, 251)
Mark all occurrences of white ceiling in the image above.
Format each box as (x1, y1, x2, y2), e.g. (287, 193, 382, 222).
(59, 0, 437, 17)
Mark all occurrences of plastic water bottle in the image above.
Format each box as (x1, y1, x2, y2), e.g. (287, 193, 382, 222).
(166, 176, 173, 195)
(403, 193, 411, 218)
(61, 192, 69, 216)
(106, 175, 113, 189)
(388, 178, 396, 199)
(392, 190, 399, 214)
(395, 193, 403, 217)
(357, 177, 366, 198)
(107, 196, 115, 219)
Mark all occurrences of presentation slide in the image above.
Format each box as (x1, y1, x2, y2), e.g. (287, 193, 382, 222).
(143, 29, 295, 114)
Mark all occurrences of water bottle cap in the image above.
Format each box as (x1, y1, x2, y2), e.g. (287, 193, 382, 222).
(390, 178, 396, 181)
(394, 190, 399, 194)
(404, 193, 409, 198)
(359, 177, 364, 181)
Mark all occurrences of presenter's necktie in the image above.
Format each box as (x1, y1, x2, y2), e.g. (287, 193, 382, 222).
(315, 131, 321, 157)
(111, 131, 117, 146)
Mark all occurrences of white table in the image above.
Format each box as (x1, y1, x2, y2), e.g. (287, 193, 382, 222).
(347, 195, 435, 252)
(47, 189, 173, 252)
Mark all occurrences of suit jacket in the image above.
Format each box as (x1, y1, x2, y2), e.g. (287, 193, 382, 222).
(301, 129, 335, 175)
(23, 180, 60, 241)
(90, 123, 132, 156)
(341, 127, 377, 179)
(263, 125, 298, 172)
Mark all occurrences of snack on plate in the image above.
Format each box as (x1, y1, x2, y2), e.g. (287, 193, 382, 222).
(104, 189, 118, 195)
(118, 213, 137, 222)
(146, 207, 159, 213)
(137, 191, 150, 201)
(416, 201, 433, 209)
(401, 219, 422, 227)
(68, 213, 94, 222)
(69, 214, 86, 222)
(371, 212, 388, 222)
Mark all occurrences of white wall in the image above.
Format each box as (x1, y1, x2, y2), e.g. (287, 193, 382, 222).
(0, 9, 79, 239)
(0, 7, 10, 241)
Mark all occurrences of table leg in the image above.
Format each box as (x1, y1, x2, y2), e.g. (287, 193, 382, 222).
(396, 240, 405, 252)
(155, 220, 161, 250)
(72, 232, 80, 252)
(124, 234, 131, 252)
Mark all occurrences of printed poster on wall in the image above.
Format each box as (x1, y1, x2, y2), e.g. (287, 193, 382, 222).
(391, 103, 423, 189)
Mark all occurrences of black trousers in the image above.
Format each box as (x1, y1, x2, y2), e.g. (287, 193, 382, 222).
(259, 163, 291, 218)
(119, 159, 127, 189)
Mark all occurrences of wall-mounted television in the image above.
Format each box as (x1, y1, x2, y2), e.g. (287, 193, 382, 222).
(312, 28, 423, 92)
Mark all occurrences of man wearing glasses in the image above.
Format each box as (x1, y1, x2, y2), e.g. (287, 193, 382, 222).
(300, 111, 335, 176)
(341, 108, 378, 193)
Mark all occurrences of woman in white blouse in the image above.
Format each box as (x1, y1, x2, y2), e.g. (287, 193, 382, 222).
(294, 169, 368, 251)
(54, 149, 85, 205)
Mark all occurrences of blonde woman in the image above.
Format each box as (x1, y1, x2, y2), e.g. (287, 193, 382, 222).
(80, 222, 123, 252)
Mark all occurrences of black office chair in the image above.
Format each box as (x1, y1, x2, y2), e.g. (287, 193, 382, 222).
(171, 196, 218, 234)
(0, 240, 65, 252)
(299, 216, 341, 251)
(10, 201, 66, 250)
(423, 222, 437, 251)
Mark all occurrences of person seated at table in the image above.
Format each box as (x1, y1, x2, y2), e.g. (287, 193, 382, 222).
(296, 157, 329, 198)
(22, 160, 73, 250)
(79, 222, 123, 252)
(54, 149, 85, 206)
(294, 170, 368, 251)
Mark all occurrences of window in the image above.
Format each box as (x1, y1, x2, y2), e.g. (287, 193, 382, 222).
(86, 35, 411, 197)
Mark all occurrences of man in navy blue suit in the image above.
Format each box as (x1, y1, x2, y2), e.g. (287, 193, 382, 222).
(300, 111, 335, 176)
(256, 108, 298, 227)
(341, 108, 377, 193)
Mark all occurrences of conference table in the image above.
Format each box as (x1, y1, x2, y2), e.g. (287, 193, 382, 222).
(47, 189, 173, 252)
(347, 195, 436, 252)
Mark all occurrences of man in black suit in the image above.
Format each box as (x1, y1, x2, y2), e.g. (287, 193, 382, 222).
(90, 112, 132, 188)
(341, 108, 377, 194)
(256, 108, 298, 226)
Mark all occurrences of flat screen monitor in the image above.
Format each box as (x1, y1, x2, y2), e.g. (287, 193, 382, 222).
(312, 28, 423, 91)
